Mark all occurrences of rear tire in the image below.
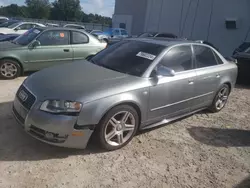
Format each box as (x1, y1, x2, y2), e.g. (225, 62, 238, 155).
(209, 84, 230, 113)
(95, 105, 139, 151)
(0, 59, 21, 79)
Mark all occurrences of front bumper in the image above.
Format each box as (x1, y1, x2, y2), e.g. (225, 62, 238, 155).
(12, 88, 94, 149)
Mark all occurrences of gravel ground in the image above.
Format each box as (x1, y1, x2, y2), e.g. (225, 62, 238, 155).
(0, 77, 250, 188)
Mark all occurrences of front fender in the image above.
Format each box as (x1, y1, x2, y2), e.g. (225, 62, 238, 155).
(76, 88, 149, 127)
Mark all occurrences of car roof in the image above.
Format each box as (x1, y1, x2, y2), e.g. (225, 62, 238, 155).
(35, 27, 92, 35)
(17, 22, 45, 26)
(39, 26, 86, 31)
(126, 37, 193, 47)
(64, 24, 84, 26)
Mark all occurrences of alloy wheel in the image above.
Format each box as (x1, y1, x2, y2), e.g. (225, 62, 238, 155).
(215, 87, 229, 110)
(104, 111, 136, 146)
(0, 62, 18, 78)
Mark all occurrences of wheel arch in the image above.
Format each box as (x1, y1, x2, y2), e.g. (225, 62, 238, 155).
(98, 101, 142, 127)
(222, 82, 232, 93)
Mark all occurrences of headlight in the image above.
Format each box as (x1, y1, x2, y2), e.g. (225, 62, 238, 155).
(40, 100, 82, 115)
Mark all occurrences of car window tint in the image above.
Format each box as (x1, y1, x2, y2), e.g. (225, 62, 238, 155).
(72, 31, 88, 44)
(37, 30, 69, 46)
(121, 30, 127, 35)
(113, 29, 120, 36)
(193, 45, 218, 68)
(158, 45, 193, 72)
(156, 33, 177, 38)
(19, 24, 31, 30)
(213, 51, 224, 64)
(91, 40, 166, 77)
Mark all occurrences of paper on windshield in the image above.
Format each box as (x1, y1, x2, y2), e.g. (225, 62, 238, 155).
(33, 29, 41, 34)
(136, 52, 156, 60)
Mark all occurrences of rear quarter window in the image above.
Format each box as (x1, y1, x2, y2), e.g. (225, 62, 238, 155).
(193, 45, 218, 68)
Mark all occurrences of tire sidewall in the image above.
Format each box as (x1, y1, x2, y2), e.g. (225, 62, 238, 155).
(0, 59, 21, 79)
(97, 105, 139, 151)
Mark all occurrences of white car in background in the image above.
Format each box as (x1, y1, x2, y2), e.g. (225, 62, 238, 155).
(64, 24, 85, 30)
(0, 22, 45, 35)
(0, 16, 9, 24)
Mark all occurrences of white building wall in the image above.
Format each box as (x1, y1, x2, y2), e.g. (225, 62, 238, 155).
(114, 0, 250, 56)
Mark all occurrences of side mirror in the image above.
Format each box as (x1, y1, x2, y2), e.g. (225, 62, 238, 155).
(14, 27, 21, 31)
(156, 65, 175, 77)
(30, 40, 41, 48)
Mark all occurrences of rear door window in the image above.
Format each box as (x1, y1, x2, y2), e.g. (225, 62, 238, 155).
(19, 24, 34, 30)
(37, 30, 69, 46)
(71, 31, 89, 44)
(193, 45, 218, 68)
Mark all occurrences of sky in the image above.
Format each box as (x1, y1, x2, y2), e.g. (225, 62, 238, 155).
(0, 0, 115, 17)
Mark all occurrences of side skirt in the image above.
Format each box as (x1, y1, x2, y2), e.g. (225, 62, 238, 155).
(141, 107, 207, 130)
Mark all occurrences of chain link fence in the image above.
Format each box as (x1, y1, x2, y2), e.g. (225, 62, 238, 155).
(10, 17, 110, 31)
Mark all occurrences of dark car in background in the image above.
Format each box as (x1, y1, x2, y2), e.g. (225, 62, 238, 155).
(232, 45, 250, 84)
(233, 42, 250, 55)
(0, 20, 19, 28)
(0, 33, 20, 42)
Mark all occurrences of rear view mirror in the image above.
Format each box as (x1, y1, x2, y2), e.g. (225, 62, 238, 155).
(157, 65, 175, 77)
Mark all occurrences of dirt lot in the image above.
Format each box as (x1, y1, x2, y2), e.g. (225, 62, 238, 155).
(0, 77, 250, 188)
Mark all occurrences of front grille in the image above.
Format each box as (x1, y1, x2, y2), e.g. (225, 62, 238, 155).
(13, 106, 25, 125)
(29, 125, 68, 143)
(16, 85, 36, 110)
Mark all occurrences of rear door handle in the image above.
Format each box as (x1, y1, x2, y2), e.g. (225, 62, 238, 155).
(216, 74, 220, 78)
(63, 49, 70, 52)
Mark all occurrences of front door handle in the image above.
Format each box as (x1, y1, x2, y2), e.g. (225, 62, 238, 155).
(216, 74, 220, 78)
(63, 49, 70, 52)
(188, 80, 194, 85)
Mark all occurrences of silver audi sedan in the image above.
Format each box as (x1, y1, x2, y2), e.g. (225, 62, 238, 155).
(13, 38, 238, 151)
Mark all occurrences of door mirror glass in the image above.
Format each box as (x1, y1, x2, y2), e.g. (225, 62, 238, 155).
(31, 40, 41, 48)
(156, 65, 175, 77)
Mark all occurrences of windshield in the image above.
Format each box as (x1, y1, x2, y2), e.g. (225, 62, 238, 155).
(13, 28, 43, 45)
(8, 22, 20, 29)
(90, 40, 165, 77)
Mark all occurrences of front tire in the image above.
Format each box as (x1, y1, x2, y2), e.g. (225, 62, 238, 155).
(209, 84, 230, 113)
(0, 59, 21, 79)
(96, 105, 139, 151)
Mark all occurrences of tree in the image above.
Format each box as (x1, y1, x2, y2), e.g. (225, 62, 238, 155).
(25, 0, 50, 19)
(50, 0, 82, 21)
(0, 4, 29, 18)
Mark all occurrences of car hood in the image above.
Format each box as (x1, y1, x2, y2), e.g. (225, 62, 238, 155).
(24, 60, 145, 102)
(0, 41, 22, 50)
